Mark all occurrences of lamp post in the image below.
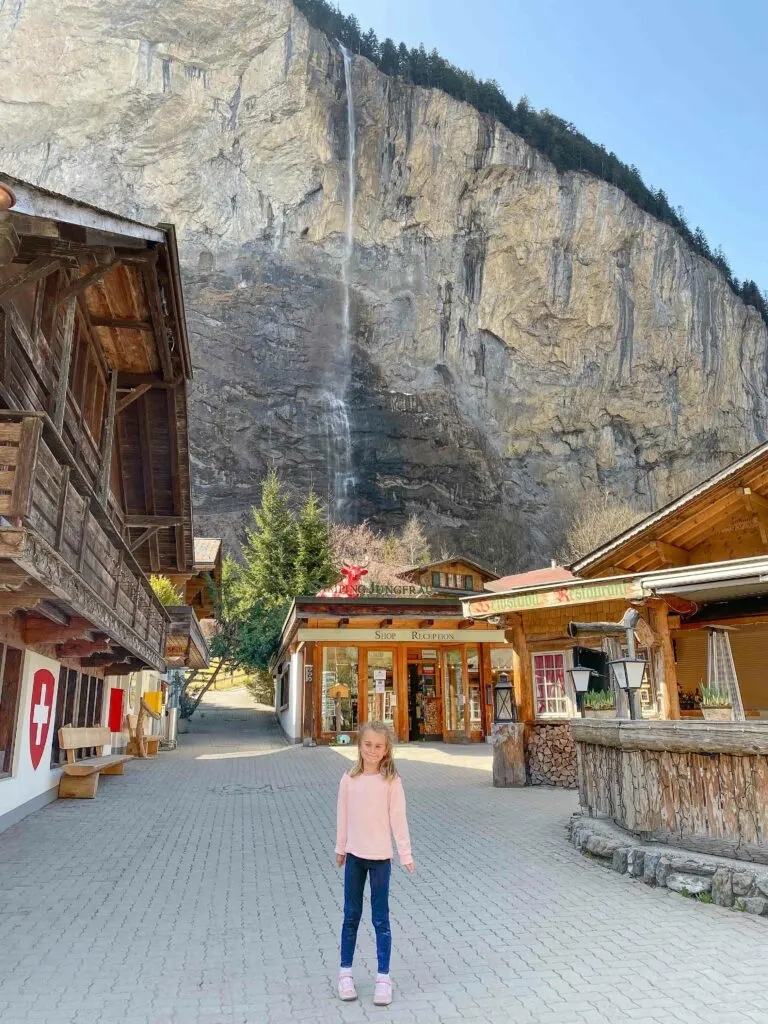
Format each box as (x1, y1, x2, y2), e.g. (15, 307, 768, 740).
(609, 657, 646, 720)
(567, 665, 593, 718)
(493, 672, 517, 723)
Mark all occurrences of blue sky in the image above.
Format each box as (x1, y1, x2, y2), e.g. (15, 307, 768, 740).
(337, 0, 767, 288)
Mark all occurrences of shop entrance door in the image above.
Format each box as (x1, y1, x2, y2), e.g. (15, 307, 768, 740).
(406, 650, 442, 741)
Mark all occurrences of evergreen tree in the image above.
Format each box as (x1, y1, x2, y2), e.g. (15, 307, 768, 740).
(293, 490, 334, 595)
(240, 467, 298, 607)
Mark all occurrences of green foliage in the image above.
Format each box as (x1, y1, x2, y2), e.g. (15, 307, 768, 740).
(294, 0, 768, 326)
(700, 685, 732, 709)
(149, 574, 184, 606)
(583, 689, 616, 711)
(235, 599, 291, 672)
(294, 490, 335, 595)
(240, 467, 298, 608)
(697, 892, 713, 904)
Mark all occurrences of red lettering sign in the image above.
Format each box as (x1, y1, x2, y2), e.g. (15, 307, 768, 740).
(29, 668, 55, 770)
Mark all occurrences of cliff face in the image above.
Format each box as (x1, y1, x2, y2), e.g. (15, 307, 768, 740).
(2, 0, 766, 567)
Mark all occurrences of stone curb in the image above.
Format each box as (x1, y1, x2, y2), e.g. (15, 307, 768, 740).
(569, 813, 768, 916)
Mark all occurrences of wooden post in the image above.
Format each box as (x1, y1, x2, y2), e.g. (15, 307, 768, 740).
(492, 723, 526, 787)
(506, 613, 533, 722)
(53, 296, 77, 433)
(77, 498, 91, 574)
(98, 371, 118, 503)
(54, 467, 70, 551)
(649, 601, 681, 720)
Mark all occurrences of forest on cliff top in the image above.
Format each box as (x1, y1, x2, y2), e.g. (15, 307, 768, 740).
(296, 0, 768, 326)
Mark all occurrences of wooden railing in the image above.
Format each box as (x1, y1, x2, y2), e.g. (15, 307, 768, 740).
(0, 412, 167, 655)
(165, 604, 210, 668)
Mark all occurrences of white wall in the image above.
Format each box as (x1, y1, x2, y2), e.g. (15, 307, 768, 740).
(276, 651, 303, 743)
(0, 651, 62, 828)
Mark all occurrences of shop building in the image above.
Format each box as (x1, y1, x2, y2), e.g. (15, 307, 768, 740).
(462, 439, 768, 785)
(0, 176, 207, 831)
(273, 558, 512, 744)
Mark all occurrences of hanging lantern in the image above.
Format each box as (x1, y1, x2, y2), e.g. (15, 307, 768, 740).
(493, 672, 517, 723)
(610, 657, 647, 691)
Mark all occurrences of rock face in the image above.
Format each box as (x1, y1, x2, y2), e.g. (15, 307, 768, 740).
(2, 0, 767, 564)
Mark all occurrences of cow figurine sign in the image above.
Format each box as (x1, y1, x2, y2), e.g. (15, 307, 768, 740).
(317, 561, 369, 598)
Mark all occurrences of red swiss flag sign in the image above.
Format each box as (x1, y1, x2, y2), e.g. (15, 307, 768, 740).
(29, 668, 55, 770)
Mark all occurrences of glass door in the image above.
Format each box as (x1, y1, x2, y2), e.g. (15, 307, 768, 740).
(366, 650, 396, 734)
(406, 650, 441, 741)
(443, 648, 468, 739)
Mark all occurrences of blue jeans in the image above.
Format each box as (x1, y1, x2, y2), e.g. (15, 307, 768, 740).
(340, 853, 392, 973)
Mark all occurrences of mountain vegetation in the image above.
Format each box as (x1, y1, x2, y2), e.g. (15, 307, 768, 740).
(295, 0, 768, 325)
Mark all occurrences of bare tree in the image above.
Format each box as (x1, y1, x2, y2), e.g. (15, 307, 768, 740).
(558, 489, 643, 564)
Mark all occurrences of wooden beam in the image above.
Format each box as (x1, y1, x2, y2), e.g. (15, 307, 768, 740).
(34, 600, 70, 627)
(137, 397, 161, 572)
(458, 618, 475, 629)
(52, 296, 77, 432)
(117, 373, 178, 389)
(98, 371, 118, 503)
(81, 651, 132, 667)
(741, 487, 768, 515)
(56, 640, 114, 658)
(379, 618, 393, 628)
(418, 618, 434, 628)
(652, 540, 690, 568)
(116, 383, 152, 416)
(129, 525, 162, 553)
(126, 514, 183, 528)
(337, 617, 349, 628)
(56, 257, 122, 304)
(23, 615, 94, 645)
(142, 264, 174, 382)
(167, 387, 186, 571)
(90, 316, 153, 331)
(0, 256, 62, 304)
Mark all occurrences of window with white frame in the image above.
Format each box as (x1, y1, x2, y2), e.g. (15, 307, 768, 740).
(533, 651, 570, 717)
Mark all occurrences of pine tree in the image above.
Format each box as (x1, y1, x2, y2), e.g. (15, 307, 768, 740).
(240, 467, 298, 607)
(294, 490, 334, 595)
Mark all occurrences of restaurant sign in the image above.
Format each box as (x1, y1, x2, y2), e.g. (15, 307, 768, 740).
(297, 628, 507, 643)
(464, 578, 645, 617)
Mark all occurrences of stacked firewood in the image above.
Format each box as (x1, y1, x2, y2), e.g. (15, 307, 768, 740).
(527, 724, 577, 788)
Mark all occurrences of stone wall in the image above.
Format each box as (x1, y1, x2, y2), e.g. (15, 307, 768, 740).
(572, 719, 768, 863)
(526, 723, 577, 788)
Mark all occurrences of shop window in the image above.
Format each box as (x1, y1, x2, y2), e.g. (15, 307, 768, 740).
(0, 645, 24, 777)
(533, 652, 569, 717)
(467, 647, 481, 728)
(367, 651, 395, 728)
(279, 666, 289, 710)
(322, 647, 359, 734)
(50, 669, 104, 766)
(464, 575, 474, 591)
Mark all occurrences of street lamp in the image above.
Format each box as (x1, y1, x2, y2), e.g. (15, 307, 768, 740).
(493, 673, 517, 723)
(567, 665, 594, 718)
(609, 657, 647, 692)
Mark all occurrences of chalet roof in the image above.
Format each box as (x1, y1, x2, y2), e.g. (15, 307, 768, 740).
(571, 439, 768, 578)
(485, 566, 577, 592)
(398, 556, 499, 581)
(194, 537, 222, 568)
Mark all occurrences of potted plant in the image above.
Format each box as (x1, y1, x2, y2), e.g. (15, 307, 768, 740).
(700, 685, 733, 721)
(583, 689, 617, 718)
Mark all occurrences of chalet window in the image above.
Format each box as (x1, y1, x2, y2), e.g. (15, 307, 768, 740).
(431, 572, 441, 588)
(0, 645, 24, 777)
(447, 574, 456, 588)
(533, 652, 570, 718)
(464, 575, 474, 591)
(50, 669, 105, 766)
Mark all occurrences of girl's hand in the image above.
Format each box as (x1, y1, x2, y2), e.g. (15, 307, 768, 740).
(404, 861, 416, 873)
(336, 854, 346, 867)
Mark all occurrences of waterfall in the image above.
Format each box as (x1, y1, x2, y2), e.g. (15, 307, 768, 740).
(324, 43, 357, 520)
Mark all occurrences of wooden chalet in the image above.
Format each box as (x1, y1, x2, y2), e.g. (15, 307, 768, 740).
(462, 440, 768, 787)
(0, 174, 206, 830)
(397, 556, 498, 596)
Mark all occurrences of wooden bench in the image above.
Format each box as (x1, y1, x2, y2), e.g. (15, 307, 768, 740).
(126, 714, 162, 757)
(58, 726, 132, 799)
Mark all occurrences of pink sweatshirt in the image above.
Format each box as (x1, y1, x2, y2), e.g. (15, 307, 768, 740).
(335, 771, 413, 865)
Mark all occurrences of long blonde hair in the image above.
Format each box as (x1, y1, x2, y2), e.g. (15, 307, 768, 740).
(349, 721, 399, 781)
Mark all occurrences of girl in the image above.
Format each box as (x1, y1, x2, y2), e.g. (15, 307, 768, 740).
(335, 721, 415, 1007)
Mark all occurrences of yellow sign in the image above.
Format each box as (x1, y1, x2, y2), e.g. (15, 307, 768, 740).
(464, 578, 645, 617)
(297, 628, 507, 643)
(327, 684, 350, 699)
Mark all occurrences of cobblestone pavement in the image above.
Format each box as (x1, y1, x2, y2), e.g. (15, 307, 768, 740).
(1, 690, 767, 1024)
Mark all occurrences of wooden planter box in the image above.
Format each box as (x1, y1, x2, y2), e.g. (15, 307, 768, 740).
(701, 707, 733, 722)
(584, 709, 617, 719)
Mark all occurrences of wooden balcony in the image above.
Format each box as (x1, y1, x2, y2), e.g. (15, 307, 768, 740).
(0, 411, 168, 670)
(164, 605, 210, 669)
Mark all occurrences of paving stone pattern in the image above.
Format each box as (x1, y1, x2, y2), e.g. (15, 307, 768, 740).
(0, 688, 766, 1024)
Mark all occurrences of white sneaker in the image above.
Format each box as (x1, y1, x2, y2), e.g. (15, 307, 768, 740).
(373, 976, 392, 1006)
(338, 972, 357, 1001)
